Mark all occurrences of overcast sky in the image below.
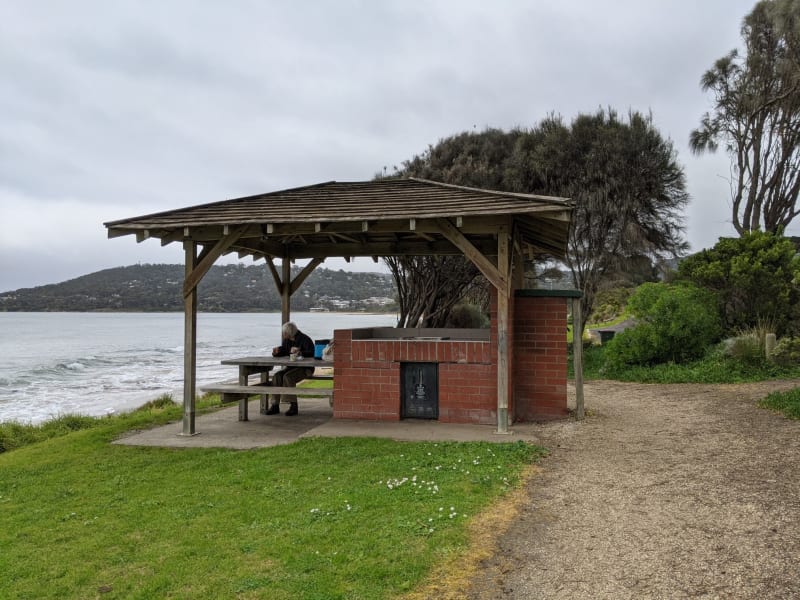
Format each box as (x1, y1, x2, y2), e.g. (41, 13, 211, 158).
(0, 0, 769, 292)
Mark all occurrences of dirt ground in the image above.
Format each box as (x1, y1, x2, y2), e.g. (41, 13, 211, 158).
(465, 380, 800, 599)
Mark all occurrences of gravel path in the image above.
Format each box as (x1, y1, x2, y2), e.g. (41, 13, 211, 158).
(466, 380, 800, 599)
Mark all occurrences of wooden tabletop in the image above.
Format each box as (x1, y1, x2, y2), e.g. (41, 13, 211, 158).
(221, 356, 333, 368)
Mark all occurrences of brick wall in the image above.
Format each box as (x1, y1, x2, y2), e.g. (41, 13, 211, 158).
(332, 329, 496, 424)
(513, 294, 570, 420)
(332, 291, 571, 424)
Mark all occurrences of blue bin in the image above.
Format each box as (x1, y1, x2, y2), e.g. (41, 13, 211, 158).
(314, 339, 331, 359)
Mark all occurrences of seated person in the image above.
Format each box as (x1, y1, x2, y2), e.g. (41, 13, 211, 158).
(266, 321, 315, 416)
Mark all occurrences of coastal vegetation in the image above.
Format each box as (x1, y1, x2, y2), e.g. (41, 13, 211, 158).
(571, 230, 800, 397)
(574, 342, 800, 386)
(759, 387, 800, 419)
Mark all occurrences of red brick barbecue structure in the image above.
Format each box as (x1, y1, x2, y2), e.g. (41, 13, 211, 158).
(333, 289, 579, 424)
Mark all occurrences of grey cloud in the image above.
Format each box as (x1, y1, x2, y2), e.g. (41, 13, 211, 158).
(0, 0, 771, 291)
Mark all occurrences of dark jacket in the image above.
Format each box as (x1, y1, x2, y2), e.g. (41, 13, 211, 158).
(275, 330, 315, 358)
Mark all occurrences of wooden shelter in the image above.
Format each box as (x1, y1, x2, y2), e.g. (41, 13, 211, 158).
(105, 178, 575, 435)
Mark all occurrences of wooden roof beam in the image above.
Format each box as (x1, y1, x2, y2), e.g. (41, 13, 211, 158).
(265, 257, 283, 290)
(409, 218, 435, 241)
(234, 238, 285, 258)
(183, 225, 247, 297)
(435, 218, 505, 291)
(331, 232, 359, 244)
(106, 228, 128, 239)
(160, 229, 185, 246)
(273, 238, 498, 259)
(289, 258, 324, 295)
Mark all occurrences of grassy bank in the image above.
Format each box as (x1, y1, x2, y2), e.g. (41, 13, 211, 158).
(571, 344, 800, 384)
(759, 387, 800, 419)
(0, 401, 543, 599)
(570, 344, 800, 420)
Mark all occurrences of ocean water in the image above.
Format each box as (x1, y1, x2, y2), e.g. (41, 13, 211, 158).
(0, 312, 396, 424)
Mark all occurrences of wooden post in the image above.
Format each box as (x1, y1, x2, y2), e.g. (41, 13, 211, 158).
(180, 241, 199, 436)
(512, 249, 524, 291)
(572, 297, 585, 420)
(281, 255, 291, 325)
(496, 226, 510, 434)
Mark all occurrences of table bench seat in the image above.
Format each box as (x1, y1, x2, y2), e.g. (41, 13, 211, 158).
(200, 380, 333, 421)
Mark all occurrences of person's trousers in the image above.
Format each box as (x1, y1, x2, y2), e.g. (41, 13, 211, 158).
(270, 367, 315, 405)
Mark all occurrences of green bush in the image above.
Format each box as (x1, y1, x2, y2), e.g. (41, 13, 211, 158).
(603, 282, 722, 368)
(603, 325, 650, 368)
(588, 287, 633, 324)
(770, 337, 800, 367)
(678, 231, 800, 336)
(444, 302, 490, 328)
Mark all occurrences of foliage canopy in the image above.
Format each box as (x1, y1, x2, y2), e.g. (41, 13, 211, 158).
(677, 231, 800, 336)
(603, 282, 723, 369)
(388, 109, 688, 331)
(690, 0, 800, 234)
(524, 109, 688, 333)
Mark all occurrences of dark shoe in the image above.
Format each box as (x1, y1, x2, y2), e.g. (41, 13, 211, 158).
(285, 403, 298, 416)
(265, 404, 280, 415)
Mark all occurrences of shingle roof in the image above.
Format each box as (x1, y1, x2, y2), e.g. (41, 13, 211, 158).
(105, 177, 573, 259)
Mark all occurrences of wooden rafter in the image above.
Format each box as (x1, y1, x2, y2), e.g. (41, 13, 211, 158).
(182, 225, 246, 297)
(434, 218, 505, 291)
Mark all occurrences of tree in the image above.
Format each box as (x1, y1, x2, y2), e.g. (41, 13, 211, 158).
(690, 0, 800, 235)
(385, 255, 483, 327)
(677, 230, 800, 336)
(384, 129, 523, 327)
(387, 110, 688, 333)
(522, 110, 689, 335)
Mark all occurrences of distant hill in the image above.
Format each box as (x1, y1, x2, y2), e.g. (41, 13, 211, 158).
(0, 264, 398, 312)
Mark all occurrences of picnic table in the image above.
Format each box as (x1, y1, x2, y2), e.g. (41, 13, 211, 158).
(201, 356, 334, 421)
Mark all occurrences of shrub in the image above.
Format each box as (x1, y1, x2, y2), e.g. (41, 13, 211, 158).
(770, 337, 800, 367)
(444, 303, 490, 328)
(603, 323, 660, 368)
(678, 231, 800, 336)
(724, 320, 777, 366)
(725, 334, 766, 365)
(603, 282, 722, 368)
(588, 287, 633, 324)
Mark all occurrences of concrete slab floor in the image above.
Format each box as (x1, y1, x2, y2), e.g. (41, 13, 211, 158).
(113, 397, 546, 450)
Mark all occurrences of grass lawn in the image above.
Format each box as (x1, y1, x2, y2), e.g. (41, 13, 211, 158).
(0, 401, 544, 599)
(759, 387, 800, 419)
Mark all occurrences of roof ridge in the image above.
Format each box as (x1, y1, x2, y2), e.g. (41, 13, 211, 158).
(407, 177, 571, 204)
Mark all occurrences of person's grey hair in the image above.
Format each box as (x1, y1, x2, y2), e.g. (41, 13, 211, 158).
(282, 322, 298, 337)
